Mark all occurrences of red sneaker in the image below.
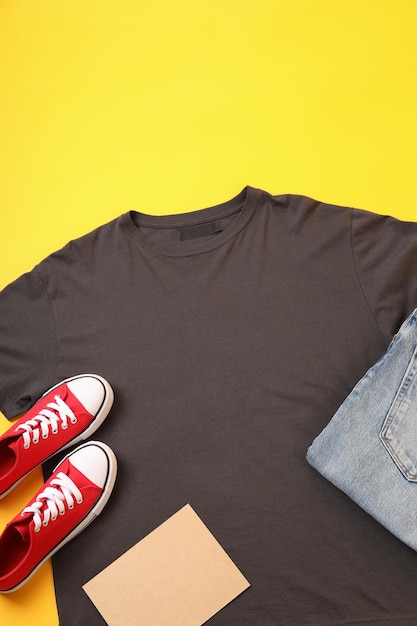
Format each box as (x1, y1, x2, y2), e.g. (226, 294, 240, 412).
(0, 375, 114, 499)
(0, 440, 117, 593)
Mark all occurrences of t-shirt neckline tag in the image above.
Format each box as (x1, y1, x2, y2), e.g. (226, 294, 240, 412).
(178, 220, 222, 241)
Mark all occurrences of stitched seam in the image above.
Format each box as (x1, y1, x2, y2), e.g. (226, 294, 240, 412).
(350, 208, 390, 345)
(34, 266, 60, 392)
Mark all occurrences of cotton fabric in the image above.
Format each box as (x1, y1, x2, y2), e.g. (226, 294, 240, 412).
(1, 187, 417, 624)
(307, 308, 417, 552)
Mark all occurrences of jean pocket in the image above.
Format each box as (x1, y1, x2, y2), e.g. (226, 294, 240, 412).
(380, 346, 417, 481)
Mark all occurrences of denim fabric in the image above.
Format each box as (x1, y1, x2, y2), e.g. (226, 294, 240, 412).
(307, 308, 417, 551)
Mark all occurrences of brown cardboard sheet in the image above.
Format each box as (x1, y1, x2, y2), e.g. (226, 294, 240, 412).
(83, 503, 250, 625)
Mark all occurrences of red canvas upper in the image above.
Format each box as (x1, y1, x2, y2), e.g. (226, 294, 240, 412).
(0, 456, 102, 592)
(0, 383, 97, 498)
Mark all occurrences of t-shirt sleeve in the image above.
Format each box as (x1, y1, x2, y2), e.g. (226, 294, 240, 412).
(0, 267, 57, 418)
(352, 208, 417, 343)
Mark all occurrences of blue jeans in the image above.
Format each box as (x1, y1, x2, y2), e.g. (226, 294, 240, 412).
(307, 308, 417, 551)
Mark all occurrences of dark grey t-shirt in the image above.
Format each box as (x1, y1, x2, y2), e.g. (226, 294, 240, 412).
(1, 186, 417, 625)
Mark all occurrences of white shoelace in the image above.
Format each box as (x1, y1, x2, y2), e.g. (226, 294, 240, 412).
(15, 395, 77, 449)
(22, 472, 83, 532)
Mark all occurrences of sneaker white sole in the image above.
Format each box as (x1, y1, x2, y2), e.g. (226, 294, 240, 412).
(42, 374, 115, 447)
(0, 440, 117, 594)
(0, 374, 114, 500)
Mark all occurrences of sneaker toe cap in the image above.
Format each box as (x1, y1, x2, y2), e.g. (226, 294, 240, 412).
(69, 442, 114, 488)
(67, 376, 107, 416)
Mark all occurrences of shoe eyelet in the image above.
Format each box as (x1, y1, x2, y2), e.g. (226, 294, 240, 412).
(23, 443, 30, 450)
(51, 516, 57, 522)
(76, 497, 83, 505)
(68, 504, 74, 510)
(61, 423, 68, 430)
(52, 428, 59, 435)
(42, 521, 48, 527)
(42, 433, 49, 439)
(34, 526, 41, 533)
(59, 509, 65, 515)
(70, 418, 77, 425)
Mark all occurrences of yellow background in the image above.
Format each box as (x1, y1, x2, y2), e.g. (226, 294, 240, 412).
(1, 1, 417, 623)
